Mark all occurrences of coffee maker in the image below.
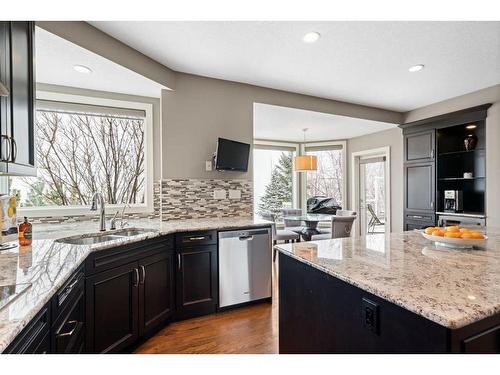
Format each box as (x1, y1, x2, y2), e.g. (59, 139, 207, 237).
(444, 190, 463, 213)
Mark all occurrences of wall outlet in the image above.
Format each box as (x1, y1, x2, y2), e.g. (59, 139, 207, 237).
(228, 189, 241, 199)
(205, 160, 212, 171)
(213, 189, 226, 199)
(362, 298, 380, 335)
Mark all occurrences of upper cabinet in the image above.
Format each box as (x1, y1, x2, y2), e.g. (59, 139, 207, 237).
(404, 130, 435, 162)
(0, 21, 36, 176)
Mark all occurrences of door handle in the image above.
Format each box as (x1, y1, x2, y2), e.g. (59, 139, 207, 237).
(140, 265, 146, 284)
(10, 137, 17, 162)
(57, 320, 79, 337)
(238, 235, 254, 241)
(178, 254, 181, 270)
(187, 236, 208, 241)
(1, 135, 10, 162)
(133, 268, 139, 287)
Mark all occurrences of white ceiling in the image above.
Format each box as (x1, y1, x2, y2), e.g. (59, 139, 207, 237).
(36, 27, 164, 98)
(89, 21, 500, 112)
(254, 103, 396, 142)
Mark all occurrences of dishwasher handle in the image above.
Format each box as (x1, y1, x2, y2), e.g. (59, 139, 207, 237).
(238, 235, 254, 241)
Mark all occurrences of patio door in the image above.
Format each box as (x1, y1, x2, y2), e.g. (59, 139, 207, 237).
(359, 156, 387, 234)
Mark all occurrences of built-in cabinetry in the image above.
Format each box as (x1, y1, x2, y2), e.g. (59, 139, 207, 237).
(85, 236, 175, 353)
(175, 231, 218, 320)
(400, 105, 490, 230)
(0, 21, 36, 176)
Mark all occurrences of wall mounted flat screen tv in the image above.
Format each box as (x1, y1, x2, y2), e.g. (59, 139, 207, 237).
(215, 138, 250, 172)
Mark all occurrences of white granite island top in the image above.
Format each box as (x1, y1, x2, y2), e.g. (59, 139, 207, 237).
(0, 217, 270, 353)
(276, 229, 500, 330)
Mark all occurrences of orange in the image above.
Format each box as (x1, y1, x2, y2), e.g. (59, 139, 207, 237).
(461, 232, 475, 240)
(444, 231, 461, 238)
(431, 230, 444, 237)
(470, 231, 485, 239)
(459, 228, 470, 233)
(424, 227, 436, 235)
(446, 226, 460, 232)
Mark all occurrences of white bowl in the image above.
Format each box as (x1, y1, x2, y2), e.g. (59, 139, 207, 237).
(421, 232, 487, 249)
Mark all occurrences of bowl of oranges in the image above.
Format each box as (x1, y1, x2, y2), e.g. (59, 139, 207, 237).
(422, 226, 487, 249)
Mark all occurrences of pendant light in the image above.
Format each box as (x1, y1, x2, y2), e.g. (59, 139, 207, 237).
(0, 81, 9, 97)
(294, 128, 317, 172)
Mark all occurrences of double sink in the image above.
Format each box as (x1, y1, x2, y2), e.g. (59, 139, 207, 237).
(55, 228, 157, 246)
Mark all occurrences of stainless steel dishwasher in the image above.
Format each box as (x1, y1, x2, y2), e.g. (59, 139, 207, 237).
(218, 227, 272, 309)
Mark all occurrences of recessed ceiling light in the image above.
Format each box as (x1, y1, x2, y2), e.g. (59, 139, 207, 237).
(73, 65, 92, 74)
(302, 31, 321, 43)
(408, 64, 425, 72)
(466, 124, 477, 130)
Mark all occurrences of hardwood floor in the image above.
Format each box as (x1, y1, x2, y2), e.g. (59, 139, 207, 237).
(134, 261, 279, 354)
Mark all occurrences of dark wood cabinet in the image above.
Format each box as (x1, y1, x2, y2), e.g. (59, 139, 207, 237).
(0, 21, 36, 176)
(4, 306, 51, 354)
(85, 261, 140, 353)
(139, 250, 175, 337)
(176, 231, 218, 320)
(405, 162, 435, 213)
(404, 130, 435, 162)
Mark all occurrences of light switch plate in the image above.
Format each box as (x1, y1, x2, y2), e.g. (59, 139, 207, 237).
(228, 189, 241, 199)
(205, 160, 212, 171)
(213, 189, 226, 199)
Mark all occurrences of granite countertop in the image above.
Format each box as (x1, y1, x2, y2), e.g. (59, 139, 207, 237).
(0, 216, 270, 353)
(276, 229, 500, 329)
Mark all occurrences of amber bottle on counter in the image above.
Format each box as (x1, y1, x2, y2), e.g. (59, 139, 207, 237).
(18, 216, 33, 246)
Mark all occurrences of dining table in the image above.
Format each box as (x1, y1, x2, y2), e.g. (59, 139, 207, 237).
(283, 213, 333, 241)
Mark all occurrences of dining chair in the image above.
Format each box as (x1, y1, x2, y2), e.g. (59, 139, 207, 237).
(311, 210, 357, 240)
(261, 212, 300, 261)
(367, 204, 385, 233)
(281, 208, 305, 236)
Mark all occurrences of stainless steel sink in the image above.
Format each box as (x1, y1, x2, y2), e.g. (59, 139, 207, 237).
(55, 228, 157, 245)
(56, 234, 125, 245)
(113, 228, 157, 237)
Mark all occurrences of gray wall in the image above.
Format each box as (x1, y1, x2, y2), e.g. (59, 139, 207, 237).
(161, 72, 402, 180)
(404, 84, 500, 227)
(347, 127, 404, 232)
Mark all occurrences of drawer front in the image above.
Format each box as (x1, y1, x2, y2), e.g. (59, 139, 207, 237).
(53, 291, 85, 354)
(5, 306, 50, 354)
(176, 231, 217, 248)
(52, 267, 84, 324)
(405, 212, 435, 223)
(85, 235, 172, 275)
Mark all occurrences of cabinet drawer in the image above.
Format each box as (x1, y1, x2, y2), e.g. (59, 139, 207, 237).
(85, 236, 172, 275)
(176, 231, 217, 248)
(52, 267, 84, 324)
(5, 305, 50, 354)
(52, 291, 85, 354)
(405, 212, 435, 223)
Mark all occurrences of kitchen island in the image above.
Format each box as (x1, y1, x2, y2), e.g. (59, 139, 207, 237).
(276, 229, 500, 353)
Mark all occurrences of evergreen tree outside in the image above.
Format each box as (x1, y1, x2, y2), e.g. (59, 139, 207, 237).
(258, 151, 293, 217)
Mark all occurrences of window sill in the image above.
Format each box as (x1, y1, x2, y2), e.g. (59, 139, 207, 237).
(18, 204, 153, 218)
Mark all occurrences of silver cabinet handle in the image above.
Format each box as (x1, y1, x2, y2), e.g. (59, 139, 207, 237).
(431, 149, 435, 159)
(188, 236, 207, 241)
(239, 235, 254, 241)
(430, 201, 434, 209)
(178, 254, 181, 270)
(411, 215, 423, 219)
(140, 265, 146, 284)
(57, 320, 79, 337)
(10, 137, 17, 162)
(133, 268, 139, 287)
(1, 135, 10, 162)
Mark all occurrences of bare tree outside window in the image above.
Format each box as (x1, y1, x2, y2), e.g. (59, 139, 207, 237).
(10, 109, 146, 207)
(306, 149, 343, 206)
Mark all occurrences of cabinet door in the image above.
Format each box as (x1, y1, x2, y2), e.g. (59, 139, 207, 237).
(405, 162, 435, 212)
(85, 261, 139, 353)
(8, 21, 35, 175)
(139, 250, 175, 337)
(0, 22, 10, 172)
(176, 245, 218, 320)
(405, 130, 435, 162)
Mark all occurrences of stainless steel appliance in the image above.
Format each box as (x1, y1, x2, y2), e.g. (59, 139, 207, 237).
(218, 228, 272, 309)
(444, 190, 463, 213)
(437, 212, 486, 228)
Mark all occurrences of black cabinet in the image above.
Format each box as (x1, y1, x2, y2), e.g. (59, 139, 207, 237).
(0, 21, 36, 176)
(86, 261, 139, 353)
(85, 236, 175, 353)
(4, 306, 51, 354)
(175, 231, 218, 320)
(139, 250, 175, 337)
(405, 162, 435, 213)
(404, 130, 435, 162)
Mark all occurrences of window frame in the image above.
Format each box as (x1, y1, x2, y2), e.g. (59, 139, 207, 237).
(253, 139, 300, 214)
(301, 140, 347, 210)
(16, 90, 154, 217)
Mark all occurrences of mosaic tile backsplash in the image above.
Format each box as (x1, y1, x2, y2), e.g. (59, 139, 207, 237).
(161, 179, 252, 220)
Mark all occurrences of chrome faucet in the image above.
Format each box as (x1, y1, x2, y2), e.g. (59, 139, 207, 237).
(90, 192, 106, 231)
(110, 204, 130, 230)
